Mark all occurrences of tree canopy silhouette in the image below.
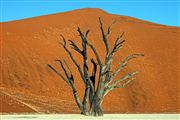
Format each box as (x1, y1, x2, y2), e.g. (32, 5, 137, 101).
(48, 17, 144, 116)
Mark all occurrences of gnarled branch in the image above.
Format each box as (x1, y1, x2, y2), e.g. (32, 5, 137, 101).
(86, 41, 102, 67)
(110, 54, 144, 81)
(63, 59, 72, 74)
(49, 18, 144, 116)
(59, 35, 86, 84)
(47, 64, 69, 85)
(114, 77, 136, 88)
(77, 27, 97, 113)
(110, 71, 138, 88)
(69, 40, 82, 55)
(48, 60, 83, 112)
(103, 76, 136, 98)
(77, 27, 90, 112)
(90, 59, 97, 88)
(111, 32, 125, 54)
(99, 17, 110, 55)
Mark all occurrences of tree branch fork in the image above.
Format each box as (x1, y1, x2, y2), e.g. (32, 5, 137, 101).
(47, 17, 144, 116)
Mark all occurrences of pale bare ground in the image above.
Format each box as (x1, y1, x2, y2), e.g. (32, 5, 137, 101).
(1, 114, 179, 120)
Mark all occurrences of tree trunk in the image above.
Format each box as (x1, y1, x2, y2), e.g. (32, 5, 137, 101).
(90, 103, 103, 116)
(89, 93, 104, 116)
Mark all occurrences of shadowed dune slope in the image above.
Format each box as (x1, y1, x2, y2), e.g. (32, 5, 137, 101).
(0, 8, 179, 113)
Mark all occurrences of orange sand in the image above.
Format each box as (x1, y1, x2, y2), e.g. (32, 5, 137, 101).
(0, 8, 179, 113)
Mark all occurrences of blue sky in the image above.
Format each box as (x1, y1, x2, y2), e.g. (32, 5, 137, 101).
(1, 0, 180, 26)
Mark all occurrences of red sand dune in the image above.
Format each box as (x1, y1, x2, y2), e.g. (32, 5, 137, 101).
(0, 91, 35, 113)
(0, 8, 179, 113)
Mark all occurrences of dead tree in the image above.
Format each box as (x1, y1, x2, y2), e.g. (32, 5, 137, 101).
(47, 18, 144, 116)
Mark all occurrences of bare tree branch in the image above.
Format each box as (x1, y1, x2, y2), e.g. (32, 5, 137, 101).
(82, 85, 90, 114)
(110, 71, 138, 87)
(114, 77, 136, 88)
(77, 27, 87, 43)
(49, 18, 144, 116)
(59, 35, 86, 84)
(99, 17, 110, 55)
(111, 32, 125, 54)
(47, 64, 70, 85)
(85, 30, 90, 38)
(104, 71, 137, 96)
(63, 59, 72, 74)
(106, 20, 116, 38)
(59, 34, 67, 46)
(79, 27, 90, 113)
(77, 27, 97, 113)
(69, 40, 82, 55)
(110, 54, 144, 81)
(77, 27, 101, 100)
(69, 76, 83, 112)
(86, 41, 102, 67)
(103, 76, 136, 98)
(90, 59, 97, 88)
(102, 28, 124, 87)
(55, 60, 83, 112)
(94, 18, 118, 96)
(55, 60, 71, 81)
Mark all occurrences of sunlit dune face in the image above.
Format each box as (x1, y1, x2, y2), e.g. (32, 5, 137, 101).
(0, 8, 179, 113)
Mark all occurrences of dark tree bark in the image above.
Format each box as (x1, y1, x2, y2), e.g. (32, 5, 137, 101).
(48, 17, 144, 116)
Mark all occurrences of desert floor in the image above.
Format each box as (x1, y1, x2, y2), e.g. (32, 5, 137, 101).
(1, 114, 179, 120)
